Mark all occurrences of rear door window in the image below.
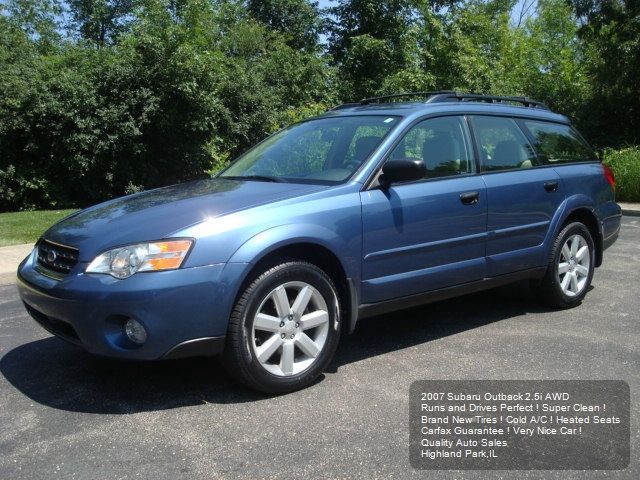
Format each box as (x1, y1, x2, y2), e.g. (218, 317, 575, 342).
(520, 120, 595, 164)
(471, 116, 537, 172)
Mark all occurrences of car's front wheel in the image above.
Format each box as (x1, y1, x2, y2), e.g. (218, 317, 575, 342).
(223, 261, 341, 394)
(533, 222, 595, 308)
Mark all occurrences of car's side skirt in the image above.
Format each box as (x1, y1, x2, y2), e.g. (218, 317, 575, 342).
(357, 267, 547, 321)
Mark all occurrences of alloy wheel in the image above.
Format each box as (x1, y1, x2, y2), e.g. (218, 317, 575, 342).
(557, 234, 590, 297)
(250, 281, 330, 376)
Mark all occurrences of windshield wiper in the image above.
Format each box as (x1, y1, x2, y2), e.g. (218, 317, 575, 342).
(220, 175, 285, 183)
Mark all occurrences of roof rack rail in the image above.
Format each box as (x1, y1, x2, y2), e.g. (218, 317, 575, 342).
(329, 102, 362, 111)
(426, 92, 549, 110)
(330, 91, 549, 111)
(359, 91, 457, 105)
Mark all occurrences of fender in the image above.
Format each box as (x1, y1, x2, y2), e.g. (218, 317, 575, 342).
(219, 223, 362, 325)
(228, 223, 358, 274)
(542, 194, 600, 266)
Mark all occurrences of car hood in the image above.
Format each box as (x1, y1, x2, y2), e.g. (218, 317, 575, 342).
(43, 178, 326, 261)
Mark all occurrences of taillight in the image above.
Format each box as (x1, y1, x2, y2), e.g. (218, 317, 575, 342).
(602, 164, 616, 190)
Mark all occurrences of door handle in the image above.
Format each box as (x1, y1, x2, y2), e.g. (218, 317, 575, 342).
(460, 191, 480, 205)
(544, 181, 559, 192)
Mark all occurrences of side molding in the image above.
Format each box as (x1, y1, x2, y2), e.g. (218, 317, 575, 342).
(358, 267, 545, 320)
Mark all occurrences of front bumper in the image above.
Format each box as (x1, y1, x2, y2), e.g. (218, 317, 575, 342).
(17, 249, 237, 360)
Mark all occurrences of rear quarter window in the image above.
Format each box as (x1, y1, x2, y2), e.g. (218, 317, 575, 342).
(521, 120, 596, 164)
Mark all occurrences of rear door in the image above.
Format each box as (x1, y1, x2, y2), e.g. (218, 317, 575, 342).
(360, 115, 487, 304)
(469, 115, 563, 276)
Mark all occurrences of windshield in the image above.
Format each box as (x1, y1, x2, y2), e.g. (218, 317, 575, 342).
(219, 115, 400, 184)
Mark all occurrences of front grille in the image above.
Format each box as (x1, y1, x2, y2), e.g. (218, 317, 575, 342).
(37, 239, 79, 275)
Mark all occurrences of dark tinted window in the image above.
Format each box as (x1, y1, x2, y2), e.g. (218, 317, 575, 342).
(522, 120, 595, 164)
(472, 116, 537, 172)
(390, 116, 474, 179)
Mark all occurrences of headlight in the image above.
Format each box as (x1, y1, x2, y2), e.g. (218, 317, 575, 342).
(86, 240, 193, 279)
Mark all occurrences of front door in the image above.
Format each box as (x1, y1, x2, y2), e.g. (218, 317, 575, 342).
(360, 115, 487, 304)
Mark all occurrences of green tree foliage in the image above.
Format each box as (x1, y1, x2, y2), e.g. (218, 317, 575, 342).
(0, 0, 332, 210)
(602, 146, 640, 202)
(3, 0, 63, 51)
(246, 0, 322, 51)
(570, 0, 640, 146)
(0, 0, 638, 211)
(430, 0, 589, 115)
(67, 0, 138, 46)
(325, 0, 590, 112)
(327, 0, 419, 99)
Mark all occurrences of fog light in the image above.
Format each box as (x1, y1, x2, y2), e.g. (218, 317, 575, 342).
(124, 318, 147, 344)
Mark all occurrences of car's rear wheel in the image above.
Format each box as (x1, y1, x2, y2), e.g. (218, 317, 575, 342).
(223, 261, 341, 394)
(533, 222, 595, 308)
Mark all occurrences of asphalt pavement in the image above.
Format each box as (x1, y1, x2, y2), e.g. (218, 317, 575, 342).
(1, 217, 638, 480)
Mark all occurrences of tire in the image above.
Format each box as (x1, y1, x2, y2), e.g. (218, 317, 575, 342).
(222, 261, 341, 394)
(533, 222, 595, 308)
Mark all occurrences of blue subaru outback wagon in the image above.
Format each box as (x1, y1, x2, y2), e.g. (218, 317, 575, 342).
(17, 92, 621, 393)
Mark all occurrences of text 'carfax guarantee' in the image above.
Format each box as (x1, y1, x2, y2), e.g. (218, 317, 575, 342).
(409, 380, 629, 470)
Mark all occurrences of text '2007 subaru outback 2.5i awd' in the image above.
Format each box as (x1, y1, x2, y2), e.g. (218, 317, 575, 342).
(17, 91, 621, 393)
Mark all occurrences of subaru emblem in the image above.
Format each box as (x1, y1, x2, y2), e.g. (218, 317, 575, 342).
(46, 250, 57, 263)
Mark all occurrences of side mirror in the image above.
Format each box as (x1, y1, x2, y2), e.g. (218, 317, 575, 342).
(380, 159, 426, 188)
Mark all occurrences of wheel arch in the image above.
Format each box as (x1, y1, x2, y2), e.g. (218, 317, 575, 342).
(558, 206, 603, 267)
(227, 226, 359, 335)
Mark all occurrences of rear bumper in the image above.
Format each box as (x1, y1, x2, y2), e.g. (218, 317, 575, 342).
(601, 204, 622, 250)
(17, 249, 234, 360)
(596, 201, 622, 257)
(603, 225, 620, 251)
